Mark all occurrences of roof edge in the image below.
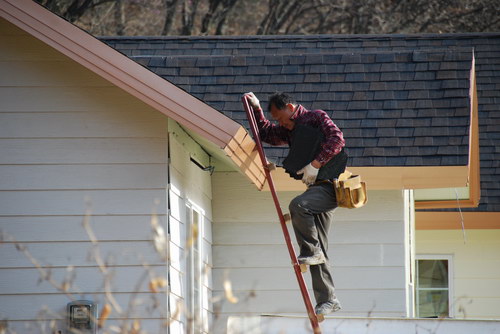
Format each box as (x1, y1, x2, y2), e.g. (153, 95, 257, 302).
(415, 51, 480, 210)
(266, 166, 469, 192)
(416, 212, 500, 230)
(98, 32, 500, 41)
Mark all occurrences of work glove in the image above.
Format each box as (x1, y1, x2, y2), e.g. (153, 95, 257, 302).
(297, 163, 319, 186)
(244, 92, 261, 110)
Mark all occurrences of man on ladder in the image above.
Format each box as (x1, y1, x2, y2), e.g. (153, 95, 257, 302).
(245, 92, 347, 318)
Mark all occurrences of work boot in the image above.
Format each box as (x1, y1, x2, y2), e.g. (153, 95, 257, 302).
(315, 299, 342, 316)
(297, 252, 326, 265)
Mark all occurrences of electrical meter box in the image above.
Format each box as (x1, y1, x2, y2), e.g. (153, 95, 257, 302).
(67, 300, 97, 334)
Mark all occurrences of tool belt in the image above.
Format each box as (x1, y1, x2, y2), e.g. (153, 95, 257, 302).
(333, 171, 367, 209)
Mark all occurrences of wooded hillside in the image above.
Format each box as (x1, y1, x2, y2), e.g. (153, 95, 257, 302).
(36, 0, 500, 36)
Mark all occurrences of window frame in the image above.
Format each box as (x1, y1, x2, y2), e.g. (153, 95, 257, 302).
(185, 201, 205, 333)
(415, 254, 454, 318)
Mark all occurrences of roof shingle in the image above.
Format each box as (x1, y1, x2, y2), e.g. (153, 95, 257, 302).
(102, 33, 500, 212)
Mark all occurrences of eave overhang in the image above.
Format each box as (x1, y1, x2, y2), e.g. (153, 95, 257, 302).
(414, 53, 480, 209)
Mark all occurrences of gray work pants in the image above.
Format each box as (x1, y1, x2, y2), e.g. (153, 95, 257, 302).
(289, 182, 338, 305)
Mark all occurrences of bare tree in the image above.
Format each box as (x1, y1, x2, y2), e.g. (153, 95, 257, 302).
(257, 0, 303, 35)
(200, 0, 239, 35)
(162, 0, 181, 35)
(35, 0, 500, 36)
(36, 0, 115, 23)
(114, 0, 125, 35)
(180, 0, 201, 35)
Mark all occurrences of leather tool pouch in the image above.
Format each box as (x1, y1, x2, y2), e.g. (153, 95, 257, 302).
(333, 171, 368, 209)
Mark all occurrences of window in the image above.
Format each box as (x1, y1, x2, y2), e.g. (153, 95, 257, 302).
(185, 202, 204, 333)
(415, 256, 453, 318)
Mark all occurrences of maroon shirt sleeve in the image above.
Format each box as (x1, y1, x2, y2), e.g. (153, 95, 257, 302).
(308, 109, 345, 166)
(253, 107, 290, 146)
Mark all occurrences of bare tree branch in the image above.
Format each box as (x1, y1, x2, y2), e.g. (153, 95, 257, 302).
(162, 0, 181, 35)
(36, 0, 500, 35)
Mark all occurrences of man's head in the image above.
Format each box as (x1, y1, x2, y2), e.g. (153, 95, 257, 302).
(268, 92, 296, 130)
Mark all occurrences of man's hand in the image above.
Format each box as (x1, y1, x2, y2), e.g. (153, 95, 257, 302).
(297, 163, 319, 185)
(244, 92, 261, 110)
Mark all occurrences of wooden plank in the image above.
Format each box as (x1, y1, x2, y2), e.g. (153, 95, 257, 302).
(0, 164, 167, 190)
(1, 35, 67, 61)
(417, 212, 500, 230)
(169, 216, 186, 249)
(209, 289, 406, 314)
(454, 259, 500, 278)
(213, 244, 404, 268)
(4, 319, 167, 334)
(203, 265, 213, 291)
(212, 172, 288, 223)
(270, 166, 469, 191)
(202, 238, 213, 267)
(0, 138, 167, 164)
(169, 241, 186, 273)
(417, 229, 500, 242)
(169, 121, 210, 167)
(416, 232, 500, 263)
(0, 86, 151, 112)
(169, 188, 187, 223)
(202, 285, 213, 315)
(170, 267, 183, 297)
(212, 266, 405, 291)
(455, 278, 500, 297)
(0, 215, 167, 242)
(169, 129, 213, 203)
(0, 265, 168, 294)
(0, 111, 167, 138)
(0, 60, 112, 87)
(0, 293, 167, 320)
(212, 172, 406, 223)
(0, 241, 166, 268)
(451, 298, 500, 319)
(0, 189, 167, 216)
(203, 215, 213, 244)
(213, 220, 404, 246)
(169, 167, 213, 220)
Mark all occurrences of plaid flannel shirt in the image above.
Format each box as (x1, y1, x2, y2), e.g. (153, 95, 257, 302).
(254, 105, 345, 166)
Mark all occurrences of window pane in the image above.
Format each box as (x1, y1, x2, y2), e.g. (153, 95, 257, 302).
(418, 290, 449, 318)
(418, 260, 448, 288)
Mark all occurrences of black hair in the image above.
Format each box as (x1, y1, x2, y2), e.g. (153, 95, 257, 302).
(268, 92, 295, 112)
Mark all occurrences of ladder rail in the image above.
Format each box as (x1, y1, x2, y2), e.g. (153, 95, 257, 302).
(242, 96, 321, 333)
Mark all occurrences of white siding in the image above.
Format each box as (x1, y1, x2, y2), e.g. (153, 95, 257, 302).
(0, 19, 169, 332)
(212, 171, 409, 331)
(416, 229, 500, 319)
(168, 121, 214, 333)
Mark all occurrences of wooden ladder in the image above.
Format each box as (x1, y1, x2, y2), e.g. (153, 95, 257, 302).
(242, 95, 322, 333)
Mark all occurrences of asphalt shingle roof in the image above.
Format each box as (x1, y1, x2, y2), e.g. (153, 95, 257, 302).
(102, 33, 499, 212)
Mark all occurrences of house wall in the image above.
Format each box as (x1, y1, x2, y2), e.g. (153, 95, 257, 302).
(416, 229, 500, 320)
(168, 121, 214, 333)
(212, 171, 410, 332)
(0, 19, 170, 332)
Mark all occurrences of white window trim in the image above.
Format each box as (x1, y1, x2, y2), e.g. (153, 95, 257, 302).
(415, 254, 454, 318)
(185, 200, 205, 333)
